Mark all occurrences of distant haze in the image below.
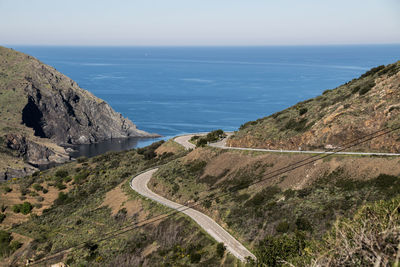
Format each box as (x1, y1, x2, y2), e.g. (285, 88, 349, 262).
(1, 0, 399, 46)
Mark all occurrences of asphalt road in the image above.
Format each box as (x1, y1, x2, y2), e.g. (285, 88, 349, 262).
(175, 133, 400, 157)
(131, 132, 400, 263)
(130, 168, 256, 262)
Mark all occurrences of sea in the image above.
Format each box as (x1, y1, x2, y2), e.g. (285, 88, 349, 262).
(11, 45, 400, 157)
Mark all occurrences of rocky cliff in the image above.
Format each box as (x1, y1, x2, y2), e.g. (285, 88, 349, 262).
(0, 46, 157, 179)
(228, 61, 400, 152)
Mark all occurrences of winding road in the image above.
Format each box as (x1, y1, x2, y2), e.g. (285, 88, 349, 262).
(178, 132, 400, 157)
(130, 132, 400, 263)
(130, 168, 256, 262)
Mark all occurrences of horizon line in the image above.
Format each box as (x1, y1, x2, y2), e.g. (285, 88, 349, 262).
(2, 43, 400, 48)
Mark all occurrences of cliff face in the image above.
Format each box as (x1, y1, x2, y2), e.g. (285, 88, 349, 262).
(228, 61, 400, 152)
(0, 46, 157, 179)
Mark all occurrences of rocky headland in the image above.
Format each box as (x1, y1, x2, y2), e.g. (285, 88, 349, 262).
(0, 46, 157, 180)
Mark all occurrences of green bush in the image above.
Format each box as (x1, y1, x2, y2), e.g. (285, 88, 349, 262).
(202, 199, 212, 209)
(3, 186, 12, 193)
(298, 107, 308, 116)
(20, 202, 33, 215)
(55, 181, 66, 190)
(12, 202, 33, 215)
(77, 156, 88, 163)
(246, 186, 281, 206)
(74, 170, 90, 184)
(137, 140, 164, 160)
(359, 80, 375, 95)
(276, 221, 290, 233)
(42, 188, 48, 194)
(216, 242, 226, 258)
(32, 183, 43, 191)
(360, 65, 385, 78)
(284, 118, 309, 132)
(283, 189, 295, 199)
(0, 213, 5, 223)
(352, 85, 361, 94)
(189, 135, 200, 142)
(255, 232, 306, 266)
(196, 138, 208, 147)
(0, 230, 12, 256)
(54, 192, 72, 206)
(55, 170, 69, 178)
(295, 217, 313, 232)
(12, 205, 20, 213)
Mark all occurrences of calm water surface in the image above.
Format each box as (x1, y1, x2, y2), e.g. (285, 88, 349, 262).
(11, 45, 400, 157)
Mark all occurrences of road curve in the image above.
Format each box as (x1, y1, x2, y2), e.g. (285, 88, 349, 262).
(130, 168, 256, 262)
(174, 133, 400, 157)
(173, 133, 208, 150)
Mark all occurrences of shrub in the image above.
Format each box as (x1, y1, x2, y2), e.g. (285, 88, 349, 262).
(3, 186, 12, 193)
(352, 85, 361, 94)
(55, 170, 69, 178)
(77, 156, 88, 163)
(312, 195, 400, 266)
(374, 174, 398, 188)
(0, 230, 12, 256)
(12, 205, 21, 213)
(195, 138, 207, 147)
(359, 80, 375, 95)
(255, 232, 306, 266)
(284, 118, 309, 132)
(360, 65, 385, 78)
(202, 199, 212, 209)
(42, 188, 48, 194)
(276, 221, 290, 233)
(298, 107, 308, 116)
(246, 186, 281, 206)
(283, 189, 295, 199)
(189, 135, 200, 142)
(20, 202, 33, 215)
(74, 170, 90, 184)
(216, 243, 226, 258)
(114, 208, 127, 222)
(190, 252, 201, 263)
(12, 202, 33, 215)
(137, 140, 164, 160)
(20, 188, 30, 196)
(32, 183, 43, 191)
(0, 213, 5, 223)
(295, 217, 313, 232)
(54, 192, 72, 206)
(55, 182, 66, 190)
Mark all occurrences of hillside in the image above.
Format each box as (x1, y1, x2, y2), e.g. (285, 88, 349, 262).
(228, 61, 400, 152)
(147, 61, 400, 266)
(0, 141, 242, 266)
(0, 46, 156, 179)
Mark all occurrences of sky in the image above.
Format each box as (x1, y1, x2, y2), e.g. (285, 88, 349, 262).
(0, 0, 399, 46)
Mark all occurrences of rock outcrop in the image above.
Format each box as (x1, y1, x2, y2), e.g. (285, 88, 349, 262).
(0, 46, 157, 179)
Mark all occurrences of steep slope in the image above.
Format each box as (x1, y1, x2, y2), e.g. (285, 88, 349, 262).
(0, 143, 236, 266)
(228, 61, 400, 152)
(0, 46, 156, 179)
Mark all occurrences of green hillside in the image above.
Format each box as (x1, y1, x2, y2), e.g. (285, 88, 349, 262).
(228, 62, 400, 153)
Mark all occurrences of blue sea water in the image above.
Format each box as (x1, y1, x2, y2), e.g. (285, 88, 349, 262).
(11, 45, 400, 153)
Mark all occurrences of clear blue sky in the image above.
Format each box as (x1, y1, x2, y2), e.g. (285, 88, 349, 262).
(1, 0, 399, 46)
